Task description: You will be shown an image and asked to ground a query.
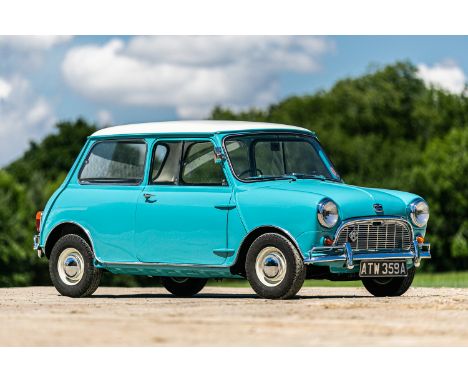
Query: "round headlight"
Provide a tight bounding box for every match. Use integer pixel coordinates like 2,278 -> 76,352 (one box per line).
410,199 -> 430,227
317,199 -> 339,228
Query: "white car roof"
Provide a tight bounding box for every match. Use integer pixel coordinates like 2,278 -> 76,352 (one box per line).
91,120 -> 311,137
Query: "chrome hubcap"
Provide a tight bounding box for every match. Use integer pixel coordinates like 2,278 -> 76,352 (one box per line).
57,248 -> 84,285
255,246 -> 287,287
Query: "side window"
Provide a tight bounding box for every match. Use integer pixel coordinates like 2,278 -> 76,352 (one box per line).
150,141 -> 182,184
181,141 -> 227,186
79,140 -> 146,184
151,144 -> 169,182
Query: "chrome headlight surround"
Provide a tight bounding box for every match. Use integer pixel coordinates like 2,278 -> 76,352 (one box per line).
317,198 -> 339,228
409,199 -> 430,228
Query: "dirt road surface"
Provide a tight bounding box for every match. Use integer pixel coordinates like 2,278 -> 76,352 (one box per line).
1,286 -> 467,346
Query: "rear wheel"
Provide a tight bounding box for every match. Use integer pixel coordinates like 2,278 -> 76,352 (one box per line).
49,234 -> 102,297
362,266 -> 416,297
245,233 -> 305,299
160,277 -> 207,297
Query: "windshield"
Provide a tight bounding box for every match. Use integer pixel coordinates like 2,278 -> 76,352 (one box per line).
224,134 -> 341,182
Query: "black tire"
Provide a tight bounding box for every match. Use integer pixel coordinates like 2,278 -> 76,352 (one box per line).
49,234 -> 102,298
160,277 -> 207,297
362,266 -> 416,297
245,233 -> 305,299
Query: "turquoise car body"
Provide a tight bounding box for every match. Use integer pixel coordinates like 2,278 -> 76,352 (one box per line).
35,121 -> 430,279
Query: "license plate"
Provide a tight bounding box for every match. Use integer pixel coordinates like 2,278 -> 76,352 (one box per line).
359,260 -> 407,277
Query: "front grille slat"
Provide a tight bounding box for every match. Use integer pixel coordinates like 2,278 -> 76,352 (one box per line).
334,219 -> 412,252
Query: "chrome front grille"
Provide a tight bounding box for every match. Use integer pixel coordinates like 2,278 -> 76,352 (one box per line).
334,219 -> 412,252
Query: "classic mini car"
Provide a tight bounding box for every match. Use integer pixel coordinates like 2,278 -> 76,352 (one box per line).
33,121 -> 431,299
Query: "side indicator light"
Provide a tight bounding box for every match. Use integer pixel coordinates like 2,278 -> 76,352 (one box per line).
416,236 -> 424,244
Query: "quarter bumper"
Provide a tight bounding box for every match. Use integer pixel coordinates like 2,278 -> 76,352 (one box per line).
33,234 -> 44,258
305,240 -> 431,269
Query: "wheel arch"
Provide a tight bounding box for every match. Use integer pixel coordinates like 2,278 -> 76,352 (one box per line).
44,222 -> 94,259
230,225 -> 302,276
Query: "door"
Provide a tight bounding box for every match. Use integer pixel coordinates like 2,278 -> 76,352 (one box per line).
135,139 -> 233,265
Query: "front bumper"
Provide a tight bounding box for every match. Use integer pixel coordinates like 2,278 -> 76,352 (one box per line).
305,240 -> 431,269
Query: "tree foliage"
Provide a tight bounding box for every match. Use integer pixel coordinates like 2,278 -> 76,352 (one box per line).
0,170 -> 33,286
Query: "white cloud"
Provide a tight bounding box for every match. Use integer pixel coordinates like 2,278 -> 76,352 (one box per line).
0,35 -> 72,51
0,76 -> 55,166
62,36 -> 333,118
97,109 -> 113,126
417,61 -> 466,93
0,77 -> 12,100
0,35 -> 73,75
0,36 -> 72,165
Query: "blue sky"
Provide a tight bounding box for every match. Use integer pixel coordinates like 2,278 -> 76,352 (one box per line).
0,35 -> 467,165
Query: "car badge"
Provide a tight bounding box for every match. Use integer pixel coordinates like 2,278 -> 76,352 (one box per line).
373,203 -> 384,214
348,229 -> 358,242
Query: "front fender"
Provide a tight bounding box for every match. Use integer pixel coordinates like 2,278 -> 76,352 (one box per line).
234,187 -> 326,256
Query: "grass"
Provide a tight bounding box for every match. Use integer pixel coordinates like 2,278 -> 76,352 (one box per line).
207,271 -> 468,288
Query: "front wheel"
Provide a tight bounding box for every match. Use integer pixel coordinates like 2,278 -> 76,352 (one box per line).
245,233 -> 305,299
160,277 -> 207,297
362,266 -> 416,297
49,234 -> 102,298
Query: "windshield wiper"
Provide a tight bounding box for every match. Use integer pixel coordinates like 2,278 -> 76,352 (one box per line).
245,173 -> 342,183
284,173 -> 342,183
245,175 -> 297,182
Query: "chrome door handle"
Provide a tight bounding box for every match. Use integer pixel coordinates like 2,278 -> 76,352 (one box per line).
143,193 -> 156,202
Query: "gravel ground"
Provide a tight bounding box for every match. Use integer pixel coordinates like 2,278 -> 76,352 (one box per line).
1,286 -> 467,346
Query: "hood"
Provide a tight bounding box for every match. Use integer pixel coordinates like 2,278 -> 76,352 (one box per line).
259,179 -> 418,220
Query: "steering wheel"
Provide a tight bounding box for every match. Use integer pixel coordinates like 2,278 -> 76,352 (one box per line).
239,168 -> 264,178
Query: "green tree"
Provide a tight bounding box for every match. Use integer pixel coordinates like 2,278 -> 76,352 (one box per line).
2,119 -> 97,286
0,170 -> 33,286
7,118 -> 97,186
406,128 -> 468,269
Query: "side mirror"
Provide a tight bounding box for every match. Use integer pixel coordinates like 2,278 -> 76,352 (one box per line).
214,147 -> 226,164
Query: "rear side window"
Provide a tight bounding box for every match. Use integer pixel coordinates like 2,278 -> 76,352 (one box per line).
79,140 -> 147,184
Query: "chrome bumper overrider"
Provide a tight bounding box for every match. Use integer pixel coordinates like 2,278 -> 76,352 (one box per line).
305,240 -> 431,269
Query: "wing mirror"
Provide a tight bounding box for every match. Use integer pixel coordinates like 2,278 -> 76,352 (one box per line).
214,147 -> 226,164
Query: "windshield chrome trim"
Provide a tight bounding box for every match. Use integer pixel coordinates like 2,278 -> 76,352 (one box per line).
221,131 -> 339,184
